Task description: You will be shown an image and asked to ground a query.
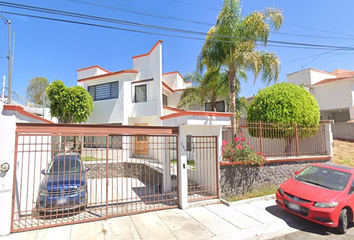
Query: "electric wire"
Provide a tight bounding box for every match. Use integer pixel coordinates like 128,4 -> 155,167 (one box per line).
2,2 -> 354,52
66,0 -> 354,41
3,9 -> 354,52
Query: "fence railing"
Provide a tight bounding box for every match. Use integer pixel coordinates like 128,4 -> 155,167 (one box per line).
222,121 -> 327,158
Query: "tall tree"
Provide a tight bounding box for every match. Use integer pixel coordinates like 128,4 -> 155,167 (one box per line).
177,68 -> 229,111
178,67 -> 248,118
199,0 -> 283,139
26,77 -> 49,105
46,80 -> 93,123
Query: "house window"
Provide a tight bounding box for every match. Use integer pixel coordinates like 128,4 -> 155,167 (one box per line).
162,94 -> 168,106
205,101 -> 225,112
135,85 -> 147,103
88,82 -> 119,101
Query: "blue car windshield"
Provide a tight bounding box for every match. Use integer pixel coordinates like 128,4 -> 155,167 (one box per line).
295,166 -> 351,191
47,157 -> 83,175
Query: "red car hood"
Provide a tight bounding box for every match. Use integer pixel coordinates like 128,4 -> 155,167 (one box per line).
281,178 -> 342,202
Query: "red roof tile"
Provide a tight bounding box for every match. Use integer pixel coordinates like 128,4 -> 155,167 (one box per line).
3,105 -> 53,124
77,65 -> 110,73
132,40 -> 163,59
161,108 -> 233,120
311,76 -> 353,86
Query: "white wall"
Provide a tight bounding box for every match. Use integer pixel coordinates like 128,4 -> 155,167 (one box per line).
77,67 -> 108,80
79,73 -> 136,125
0,105 -> 16,236
162,115 -> 231,127
168,91 -> 183,109
287,69 -> 335,86
131,42 -> 163,125
0,103 -> 50,236
310,70 -> 336,85
311,81 -> 353,110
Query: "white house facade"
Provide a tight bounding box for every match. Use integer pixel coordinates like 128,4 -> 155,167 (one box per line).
77,40 -> 233,127
287,68 -> 354,122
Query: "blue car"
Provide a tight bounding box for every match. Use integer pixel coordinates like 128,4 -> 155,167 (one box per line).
36,153 -> 89,213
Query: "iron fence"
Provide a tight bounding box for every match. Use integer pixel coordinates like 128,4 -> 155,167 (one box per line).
12,124 -> 179,232
222,121 -> 327,158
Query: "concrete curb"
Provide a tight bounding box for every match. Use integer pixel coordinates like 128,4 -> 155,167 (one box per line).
220,194 -> 276,207
187,199 -> 221,208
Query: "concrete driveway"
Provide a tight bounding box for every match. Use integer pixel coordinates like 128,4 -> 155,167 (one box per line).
1,195 -> 348,240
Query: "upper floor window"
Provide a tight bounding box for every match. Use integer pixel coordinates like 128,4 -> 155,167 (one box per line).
162,94 -> 168,106
205,101 -> 225,112
88,82 -> 119,101
135,84 -> 147,102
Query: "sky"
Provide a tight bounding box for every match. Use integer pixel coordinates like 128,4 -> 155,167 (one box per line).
1,0 -> 354,101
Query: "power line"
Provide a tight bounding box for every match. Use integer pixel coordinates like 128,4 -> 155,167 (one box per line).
2,2 -> 354,52
164,0 -> 220,12
76,0 -> 354,42
1,10 -> 353,52
64,0 -> 214,26
285,23 -> 354,38
70,0 -> 354,41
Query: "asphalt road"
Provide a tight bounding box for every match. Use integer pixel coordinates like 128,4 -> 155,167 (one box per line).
273,223 -> 354,240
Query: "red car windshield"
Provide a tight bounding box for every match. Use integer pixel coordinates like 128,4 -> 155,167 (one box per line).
295,166 -> 351,191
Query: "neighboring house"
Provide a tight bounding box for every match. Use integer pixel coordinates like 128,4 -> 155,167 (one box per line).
77,40 -> 233,127
287,68 -> 354,123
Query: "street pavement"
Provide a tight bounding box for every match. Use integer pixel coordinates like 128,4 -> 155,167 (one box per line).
273,223 -> 354,240
0,195 -> 352,240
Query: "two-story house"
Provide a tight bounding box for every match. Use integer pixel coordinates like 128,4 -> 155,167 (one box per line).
287,68 -> 354,123
77,40 -> 233,128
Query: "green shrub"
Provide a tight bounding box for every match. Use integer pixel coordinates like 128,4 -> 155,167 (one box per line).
247,83 -> 320,139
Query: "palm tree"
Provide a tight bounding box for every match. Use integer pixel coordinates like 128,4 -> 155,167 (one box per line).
178,67 -> 248,118
199,0 -> 283,139
177,68 -> 229,111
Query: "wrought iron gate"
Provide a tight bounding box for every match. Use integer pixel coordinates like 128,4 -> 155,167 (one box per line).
11,123 -> 178,232
186,136 -> 218,202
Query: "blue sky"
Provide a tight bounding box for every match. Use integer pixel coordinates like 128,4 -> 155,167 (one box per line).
1,0 -> 354,100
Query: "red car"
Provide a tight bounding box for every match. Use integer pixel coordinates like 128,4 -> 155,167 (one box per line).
276,163 -> 354,233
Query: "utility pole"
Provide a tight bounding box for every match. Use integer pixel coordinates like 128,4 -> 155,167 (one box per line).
7,19 -> 11,104
0,15 -> 12,104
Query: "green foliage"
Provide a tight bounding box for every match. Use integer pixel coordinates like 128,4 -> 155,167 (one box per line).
46,80 -> 93,123
222,135 -> 267,166
247,83 -> 320,138
198,0 -> 283,138
177,68 -> 229,110
26,77 -> 49,105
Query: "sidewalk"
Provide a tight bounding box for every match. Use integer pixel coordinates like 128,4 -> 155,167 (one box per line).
0,196 -> 311,240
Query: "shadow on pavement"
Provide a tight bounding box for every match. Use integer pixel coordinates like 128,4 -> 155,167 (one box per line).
265,205 -> 354,236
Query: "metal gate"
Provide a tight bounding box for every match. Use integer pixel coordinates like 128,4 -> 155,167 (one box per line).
11,123 -> 179,232
186,136 -> 218,202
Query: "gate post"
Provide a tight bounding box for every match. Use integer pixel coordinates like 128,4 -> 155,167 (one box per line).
178,126 -> 188,209
0,115 -> 16,236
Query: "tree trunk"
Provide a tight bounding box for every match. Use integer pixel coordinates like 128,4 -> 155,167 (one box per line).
228,69 -> 237,142
285,138 -> 292,156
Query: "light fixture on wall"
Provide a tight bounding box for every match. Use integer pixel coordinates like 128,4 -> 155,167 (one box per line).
0,162 -> 10,173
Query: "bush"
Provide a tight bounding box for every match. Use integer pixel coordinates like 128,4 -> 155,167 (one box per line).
222,134 -> 267,166
247,83 -> 320,139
